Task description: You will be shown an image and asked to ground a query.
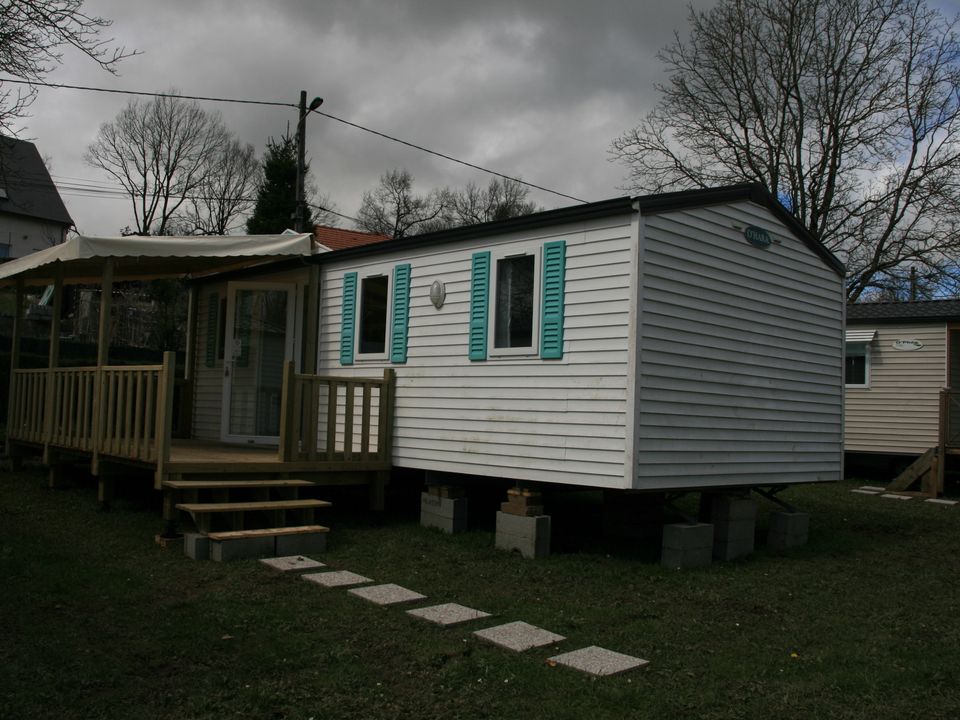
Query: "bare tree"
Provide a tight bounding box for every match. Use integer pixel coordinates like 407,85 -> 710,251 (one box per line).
610,0 -> 960,301
356,168 -> 449,239
177,138 -> 260,235
85,93 -> 231,235
447,178 -> 540,225
0,0 -> 137,134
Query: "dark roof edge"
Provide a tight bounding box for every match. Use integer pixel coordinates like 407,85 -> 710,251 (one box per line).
637,183 -> 845,278
846,314 -> 957,326
309,196 -> 636,263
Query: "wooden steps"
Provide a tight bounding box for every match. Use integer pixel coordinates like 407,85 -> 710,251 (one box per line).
176,499 -> 331,514
887,447 -> 942,496
207,525 -> 329,541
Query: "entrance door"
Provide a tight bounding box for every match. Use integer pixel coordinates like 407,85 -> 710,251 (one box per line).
221,282 -> 297,443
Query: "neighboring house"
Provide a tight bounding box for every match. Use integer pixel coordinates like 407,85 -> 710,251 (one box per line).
0,137 -> 74,257
3,184 -> 845,522
845,300 -> 960,458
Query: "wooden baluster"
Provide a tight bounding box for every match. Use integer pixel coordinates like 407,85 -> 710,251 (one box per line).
361,383 -> 372,460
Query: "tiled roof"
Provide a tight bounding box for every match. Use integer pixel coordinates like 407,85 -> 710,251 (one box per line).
313,225 -> 390,251
847,299 -> 960,323
0,136 -> 73,226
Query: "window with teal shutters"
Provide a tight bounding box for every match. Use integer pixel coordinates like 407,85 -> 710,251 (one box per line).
340,272 -> 357,365
540,240 -> 566,359
205,293 -> 218,367
469,252 -> 490,360
390,264 -> 412,363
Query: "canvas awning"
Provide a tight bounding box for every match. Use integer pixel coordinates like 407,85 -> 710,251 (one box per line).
0,233 -> 318,286
845,328 -> 877,343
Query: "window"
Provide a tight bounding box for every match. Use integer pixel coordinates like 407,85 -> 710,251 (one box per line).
340,265 -> 412,366
845,343 -> 869,387
358,274 -> 389,355
494,255 -> 535,349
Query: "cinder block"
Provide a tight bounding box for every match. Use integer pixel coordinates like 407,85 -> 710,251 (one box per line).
210,535 -> 275,562
711,497 -> 757,560
421,493 -> 468,533
275,532 -> 327,556
767,511 -> 810,551
662,522 -> 714,551
711,495 -> 758,522
183,532 -> 209,560
714,519 -> 756,543
495,512 -> 550,559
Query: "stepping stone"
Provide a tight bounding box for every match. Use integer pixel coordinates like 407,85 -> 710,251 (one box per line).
348,583 -> 426,606
851,489 -> 881,495
860,486 -> 886,492
881,493 -> 912,501
925,498 -> 958,506
260,555 -> 325,572
473,621 -> 565,652
302,570 -> 372,587
407,603 -> 491,627
547,646 -> 649,677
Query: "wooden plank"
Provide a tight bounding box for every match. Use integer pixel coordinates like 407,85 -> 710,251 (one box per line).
325,380 -> 337,461
887,447 -> 936,492
175,499 -> 332,513
154,351 -> 176,489
361,383 -> 372,460
145,371 -> 156,462
305,376 -> 319,461
123,371 -> 134,457
208,525 -> 329,541
344,381 -> 355,460
278,361 -> 296,462
163,479 -> 316,490
381,369 -> 395,462
5,279 -> 23,455
133,370 -> 144,460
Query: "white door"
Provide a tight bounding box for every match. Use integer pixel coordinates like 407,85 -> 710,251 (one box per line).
220,282 -> 297,444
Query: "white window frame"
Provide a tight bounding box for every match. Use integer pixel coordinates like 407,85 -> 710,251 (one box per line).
489,245 -> 541,358
355,266 -> 393,362
844,342 -> 871,389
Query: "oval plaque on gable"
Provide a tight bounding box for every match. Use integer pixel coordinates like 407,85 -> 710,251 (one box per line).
744,225 -> 772,248
892,339 -> 923,351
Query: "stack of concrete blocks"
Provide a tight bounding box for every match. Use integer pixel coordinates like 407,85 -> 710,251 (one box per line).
767,511 -> 810,551
661,523 -> 714,569
711,495 -> 757,561
184,529 -> 327,561
495,488 -> 550,559
420,485 -> 469,534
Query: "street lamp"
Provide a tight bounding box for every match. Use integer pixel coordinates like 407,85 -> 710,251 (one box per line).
295,91 -> 323,233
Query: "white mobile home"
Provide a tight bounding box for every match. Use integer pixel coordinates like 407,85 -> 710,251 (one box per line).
290,183 -> 844,492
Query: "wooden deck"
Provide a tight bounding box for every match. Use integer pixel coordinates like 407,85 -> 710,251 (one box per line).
6,356 -> 395,487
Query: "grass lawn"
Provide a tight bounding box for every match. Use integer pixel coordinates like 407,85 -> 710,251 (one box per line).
3,467 -> 960,720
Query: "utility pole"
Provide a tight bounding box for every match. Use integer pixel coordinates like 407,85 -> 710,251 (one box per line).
295,91 -> 323,233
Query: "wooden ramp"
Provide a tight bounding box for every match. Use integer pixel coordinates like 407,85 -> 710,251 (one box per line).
886,447 -> 943,497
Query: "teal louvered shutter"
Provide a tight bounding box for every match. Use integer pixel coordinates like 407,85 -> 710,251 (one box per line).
390,264 -> 412,363
540,240 -> 566,359
340,272 -> 358,365
205,293 -> 218,367
469,252 -> 490,360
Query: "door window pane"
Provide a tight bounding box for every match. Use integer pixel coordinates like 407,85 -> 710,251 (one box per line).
494,255 -> 534,348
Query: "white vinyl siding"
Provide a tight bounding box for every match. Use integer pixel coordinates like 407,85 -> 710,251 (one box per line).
844,323 -> 945,454
633,201 -> 844,488
318,216 -> 636,488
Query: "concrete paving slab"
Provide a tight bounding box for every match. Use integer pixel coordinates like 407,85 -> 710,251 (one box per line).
473,621 -> 566,652
851,489 -> 881,495
881,493 -> 912,500
406,603 -> 491,627
348,583 -> 426,605
547,646 -> 649,677
302,570 -> 372,587
860,486 -> 886,492
260,555 -> 326,572
925,498 -> 959,506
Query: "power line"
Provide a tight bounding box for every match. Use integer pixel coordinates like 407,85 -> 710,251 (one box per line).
1,77 -> 589,204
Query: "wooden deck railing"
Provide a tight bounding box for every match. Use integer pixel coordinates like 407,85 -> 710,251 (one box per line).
7,352 -> 176,466
278,363 -> 395,465
941,389 -> 960,450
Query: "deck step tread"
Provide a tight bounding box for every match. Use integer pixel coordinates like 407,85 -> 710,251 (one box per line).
207,525 -> 330,541
163,479 -> 316,490
176,499 -> 332,513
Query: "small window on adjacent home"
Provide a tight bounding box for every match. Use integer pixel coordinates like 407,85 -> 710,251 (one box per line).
494,254 -> 536,350
845,343 -> 869,387
358,274 -> 389,355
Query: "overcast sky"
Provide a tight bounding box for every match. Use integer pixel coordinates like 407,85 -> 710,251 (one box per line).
18,0 -> 960,236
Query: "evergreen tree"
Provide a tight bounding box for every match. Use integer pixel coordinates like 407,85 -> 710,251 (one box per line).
245,132 -> 313,234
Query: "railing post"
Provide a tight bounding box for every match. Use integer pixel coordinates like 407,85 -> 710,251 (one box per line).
938,389 -> 948,496
42,267 -> 64,465
153,351 -> 176,490
379,368 -> 396,463
5,279 -> 23,459
278,360 -> 297,462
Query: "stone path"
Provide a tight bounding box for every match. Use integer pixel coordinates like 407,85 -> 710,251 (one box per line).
265,556 -> 648,676
852,486 -> 959,506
